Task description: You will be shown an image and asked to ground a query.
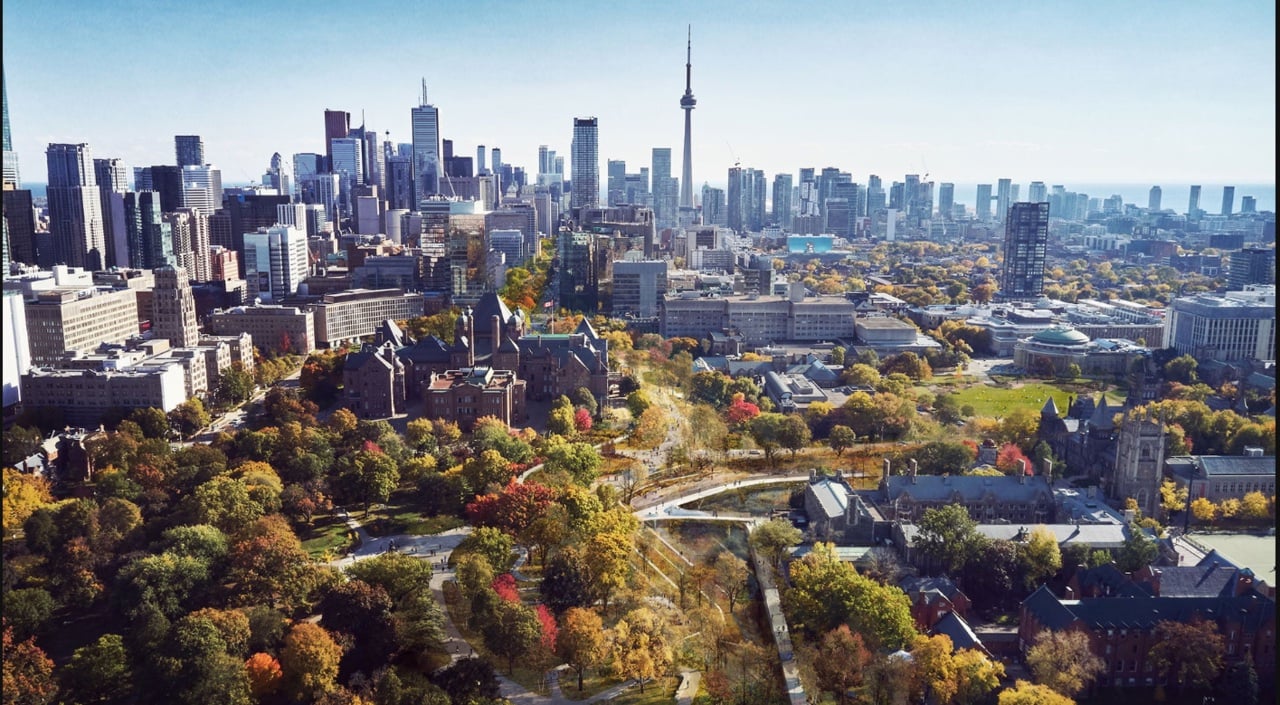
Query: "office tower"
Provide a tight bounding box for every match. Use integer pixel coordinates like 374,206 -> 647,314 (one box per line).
1188,185 -> 1201,217
243,224 -> 308,302
358,127 -> 382,191
1221,186 -> 1234,216
181,165 -> 222,215
889,182 -> 904,210
2,189 -> 36,264
976,184 -> 993,220
1148,185 -> 1162,211
324,109 -> 350,167
147,165 -> 184,211
1028,181 -> 1047,204
180,207 -> 211,281
125,190 -> 173,269
726,166 -> 745,232
46,143 -> 107,270
2,69 -> 19,188
263,152 -> 292,198
1227,248 -> 1276,290
93,157 -> 130,268
652,148 -> 676,228
1241,196 -> 1256,213
175,135 -> 205,167
995,178 -> 1013,221
937,183 -> 955,220
772,173 -> 793,229
163,211 -> 195,275
571,117 -> 599,210
613,260 -> 668,317
702,184 -> 725,226
411,82 -> 441,204
330,137 -> 364,216
607,160 -> 626,206
384,155 -> 414,210
748,169 -> 766,231
491,148 -> 502,177
999,202 -> 1050,300
152,265 -> 199,347
679,26 -> 696,211
476,145 -> 486,175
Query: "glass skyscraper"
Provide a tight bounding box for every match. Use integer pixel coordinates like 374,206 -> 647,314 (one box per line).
411,84 -> 440,205
571,117 -> 599,210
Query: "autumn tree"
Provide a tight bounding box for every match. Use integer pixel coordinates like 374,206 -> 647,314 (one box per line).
611,607 -> 675,693
483,600 -> 543,674
169,398 -> 211,438
557,608 -> 607,692
712,551 -> 750,613
244,652 -> 283,699
1190,497 -> 1217,523
1019,526 -> 1063,589
995,443 -> 1033,475
2,467 -> 53,539
911,634 -> 958,704
1025,629 -> 1105,697
814,625 -> 872,705
749,518 -> 802,569
280,623 -> 343,701
632,406 -> 669,450
785,542 -> 916,650
998,680 -> 1076,705
1147,618 -> 1225,695
2,626 -> 56,705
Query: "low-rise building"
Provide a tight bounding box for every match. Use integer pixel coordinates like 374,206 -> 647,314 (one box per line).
1012,326 -> 1150,377
342,343 -> 407,419
312,288 -> 425,348
22,364 -> 187,426
878,459 -> 1056,523
424,366 -> 526,431
208,304 -> 315,355
1163,450 -> 1276,503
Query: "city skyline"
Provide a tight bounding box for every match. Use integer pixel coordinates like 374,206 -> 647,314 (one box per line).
2,0 -> 1275,192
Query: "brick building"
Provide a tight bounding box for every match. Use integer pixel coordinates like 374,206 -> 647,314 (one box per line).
425,367 -> 525,431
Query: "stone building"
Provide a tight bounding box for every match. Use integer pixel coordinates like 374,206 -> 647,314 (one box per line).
1108,411 -> 1166,519
424,367 -> 525,431
878,458 -> 1056,523
342,342 -> 407,419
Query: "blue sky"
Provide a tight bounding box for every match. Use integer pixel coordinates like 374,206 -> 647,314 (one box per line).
3,0 -> 1275,189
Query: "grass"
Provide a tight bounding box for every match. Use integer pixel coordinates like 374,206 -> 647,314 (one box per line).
300,513 -> 358,560
362,493 -> 464,537
941,381 -> 1126,418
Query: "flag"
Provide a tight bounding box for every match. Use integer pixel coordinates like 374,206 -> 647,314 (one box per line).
543,300 -> 553,309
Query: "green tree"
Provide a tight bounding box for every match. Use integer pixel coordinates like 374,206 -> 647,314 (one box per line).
570,386 -> 598,416
60,633 -> 131,704
1164,354 -> 1199,384
540,547 -> 594,614
625,389 -> 652,419
216,363 -> 256,404
914,440 -> 979,475
181,476 -> 263,535
455,527 -> 514,573
747,413 -> 788,463
128,407 -> 171,439
2,426 -> 44,467
828,425 -> 857,457
169,398 -> 211,438
1147,618 -> 1224,695
750,518 -> 802,569
1115,525 -> 1158,572
542,441 -> 602,486
460,449 -> 513,496
786,543 -> 916,650
483,600 -> 543,674
2,589 -> 56,642
547,404 -> 576,437
915,504 -> 983,574
778,413 -> 812,458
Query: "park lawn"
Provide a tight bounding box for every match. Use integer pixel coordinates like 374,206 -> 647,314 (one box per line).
942,381 -> 1128,418
363,492 -> 464,537
559,670 -> 622,701
608,677 -> 679,704
300,513 -> 357,560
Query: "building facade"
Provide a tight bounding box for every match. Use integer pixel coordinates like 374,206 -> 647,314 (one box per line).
1164,285 -> 1276,362
999,202 -> 1049,300
312,289 -> 425,348
23,285 -> 140,365
207,304 -> 315,355
570,117 -> 599,211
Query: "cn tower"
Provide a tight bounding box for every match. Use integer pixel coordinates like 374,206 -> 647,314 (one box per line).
679,26 -> 695,210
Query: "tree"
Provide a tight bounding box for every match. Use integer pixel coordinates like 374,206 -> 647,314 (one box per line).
724,394 -> 761,427
557,608 -> 607,692
434,657 -> 500,704
2,589 -> 56,642
337,449 -> 400,513
2,627 -> 56,705
182,476 -> 263,535
611,607 -> 675,693
547,404 -> 576,437
814,625 -> 872,705
829,425 -> 857,457
916,504 -> 983,574
997,680 -> 1076,705
712,551 -> 749,613
483,600 -> 543,674
996,443 -> 1033,475
169,398 -> 211,438
778,413 -> 812,458
1159,479 -> 1188,518
786,543 -> 916,650
747,413 -> 788,462
584,529 -> 633,614
911,634 -> 958,704
455,527 -> 514,573
540,547 -> 594,614
880,351 -> 932,381
571,386 -> 598,416
460,449 -> 515,496
914,440 -> 979,475
1000,408 -> 1041,451
749,518 -> 802,569
690,371 -> 731,407
2,425 -> 43,468
632,406 -> 668,450
1025,629 -> 1105,697
320,579 -> 397,674
1115,525 -> 1158,572
1241,491 -> 1270,521
244,652 -> 283,699
626,389 -> 652,419
60,633 -> 130,704
1019,526 -> 1062,590
1164,354 -> 1199,384
226,516 -> 324,612
280,623 -> 343,701
952,648 -> 1004,705
1190,497 -> 1217,523
2,467 -> 53,539
1214,659 -> 1258,705
1147,618 -> 1224,694
344,551 -> 434,602
542,442 -> 602,486
128,406 -> 171,439
574,408 -> 594,433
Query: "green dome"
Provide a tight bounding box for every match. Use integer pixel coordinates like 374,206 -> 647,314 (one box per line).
1031,327 -> 1091,346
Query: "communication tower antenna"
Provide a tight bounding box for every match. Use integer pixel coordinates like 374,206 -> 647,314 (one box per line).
726,140 -> 740,167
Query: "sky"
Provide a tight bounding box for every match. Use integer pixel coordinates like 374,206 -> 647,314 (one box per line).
3,0 -> 1276,193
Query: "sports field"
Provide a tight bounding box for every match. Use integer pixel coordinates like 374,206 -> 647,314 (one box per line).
941,382 -> 1126,418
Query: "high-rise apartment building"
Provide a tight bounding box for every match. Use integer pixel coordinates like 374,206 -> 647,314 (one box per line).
1188,185 -> 1201,217
727,166 -> 745,232
179,207 -> 211,281
1241,196 -> 1256,214
384,155 -> 414,211
607,160 -> 626,206
1220,186 -> 1234,216
1028,181 -> 1047,204
162,211 -> 195,276
701,185 -> 725,226
125,190 -> 173,269
999,202 -> 1050,300
937,183 -> 954,220
93,157 -> 130,268
152,265 -> 200,347
411,84 -> 440,204
571,118 -> 599,211
243,224 -> 308,302
772,173 -> 793,229
263,152 -> 292,198
996,178 -> 1013,222
476,145 -> 486,175
1148,185 -> 1162,211
652,148 -> 676,228
174,135 -> 204,168
976,184 -> 993,220
181,165 -> 222,215
46,143 -> 107,270
1227,248 -> 1276,290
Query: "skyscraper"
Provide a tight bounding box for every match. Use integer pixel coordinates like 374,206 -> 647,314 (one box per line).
772,173 -> 793,229
1220,186 -> 1234,216
175,135 -> 204,168
1241,196 -> 1257,214
46,143 -> 106,270
652,148 -> 675,227
1226,248 -> 1276,290
571,117 -> 599,210
330,137 -> 364,215
996,178 -> 1013,222
411,82 -> 440,204
726,166 -> 745,232
1028,181 -> 1047,204
1148,185 -> 1162,211
607,160 -> 626,206
94,157 -> 130,268
125,190 -> 173,269
1188,185 -> 1201,217
476,145 -> 486,176
2,69 -> 19,188
999,202 -> 1050,300
324,109 -> 350,168
180,165 -> 222,215
679,26 -> 696,211
243,224 -> 308,302
976,184 -> 993,220
938,183 -> 955,220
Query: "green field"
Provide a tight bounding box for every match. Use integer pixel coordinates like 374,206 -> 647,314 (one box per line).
941,382 -> 1126,419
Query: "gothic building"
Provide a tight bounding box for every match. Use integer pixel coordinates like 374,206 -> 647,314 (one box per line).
1037,394 -> 1120,482
1109,411 -> 1166,519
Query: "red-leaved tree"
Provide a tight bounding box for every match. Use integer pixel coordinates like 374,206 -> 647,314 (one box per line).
725,393 -> 761,426
995,443 -> 1033,475
492,573 -> 520,603
574,408 -> 593,433
536,604 -> 558,651
466,480 -> 557,537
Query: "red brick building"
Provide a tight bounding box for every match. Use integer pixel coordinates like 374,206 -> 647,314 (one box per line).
424,367 -> 526,431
